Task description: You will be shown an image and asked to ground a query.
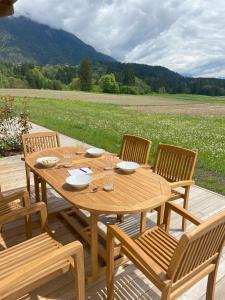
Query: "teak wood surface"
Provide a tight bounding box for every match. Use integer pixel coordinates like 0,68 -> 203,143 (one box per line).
25,146 -> 171,281
107,202 -> 225,300
152,144 -> 197,231
0,201 -> 85,300
22,131 -> 60,201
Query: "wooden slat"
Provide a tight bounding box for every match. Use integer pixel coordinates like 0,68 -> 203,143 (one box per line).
119,134 -> 151,165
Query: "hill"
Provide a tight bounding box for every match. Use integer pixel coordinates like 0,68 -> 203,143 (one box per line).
0,16 -> 115,64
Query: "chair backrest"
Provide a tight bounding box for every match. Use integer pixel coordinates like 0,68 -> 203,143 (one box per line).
168,211 -> 225,283
22,131 -> 60,157
119,134 -> 151,165
152,144 -> 197,182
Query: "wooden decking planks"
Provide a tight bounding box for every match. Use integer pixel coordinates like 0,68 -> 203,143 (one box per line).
0,124 -> 225,299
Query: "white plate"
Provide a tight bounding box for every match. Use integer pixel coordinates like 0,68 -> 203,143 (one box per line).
86,147 -> 105,157
66,174 -> 92,189
36,156 -> 59,168
116,161 -> 140,174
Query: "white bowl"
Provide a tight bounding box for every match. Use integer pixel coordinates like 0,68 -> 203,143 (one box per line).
36,156 -> 59,168
116,161 -> 140,174
66,174 -> 92,189
86,147 -> 105,157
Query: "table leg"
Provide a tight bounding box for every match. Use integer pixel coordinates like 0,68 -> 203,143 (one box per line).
140,211 -> 147,233
90,213 -> 98,279
34,173 -> 40,202
41,178 -> 47,205
157,204 -> 165,225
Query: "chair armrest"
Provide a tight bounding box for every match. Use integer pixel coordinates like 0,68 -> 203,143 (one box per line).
169,180 -> 195,189
108,225 -> 169,283
0,202 -> 47,229
164,202 -> 202,227
0,189 -> 29,206
0,241 -> 84,297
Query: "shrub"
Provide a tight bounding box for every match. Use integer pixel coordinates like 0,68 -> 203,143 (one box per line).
68,78 -> 80,90
120,85 -> 139,95
99,74 -> 120,93
0,97 -> 31,156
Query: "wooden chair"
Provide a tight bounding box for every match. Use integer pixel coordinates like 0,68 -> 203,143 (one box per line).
0,186 -> 31,238
0,200 -> 85,300
107,202 -> 225,300
119,134 -> 151,165
152,144 -> 197,230
118,134 -> 152,222
22,131 -> 60,202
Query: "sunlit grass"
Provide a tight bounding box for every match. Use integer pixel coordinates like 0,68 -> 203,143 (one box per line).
16,97 -> 225,195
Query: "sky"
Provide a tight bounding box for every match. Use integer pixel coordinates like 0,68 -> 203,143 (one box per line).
14,0 -> 225,78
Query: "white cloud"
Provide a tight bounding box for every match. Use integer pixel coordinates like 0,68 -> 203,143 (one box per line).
14,0 -> 225,77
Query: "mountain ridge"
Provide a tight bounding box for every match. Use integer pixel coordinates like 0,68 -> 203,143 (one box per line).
0,16 -> 116,64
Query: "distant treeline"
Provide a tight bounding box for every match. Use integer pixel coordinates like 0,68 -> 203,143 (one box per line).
1,60 -> 225,96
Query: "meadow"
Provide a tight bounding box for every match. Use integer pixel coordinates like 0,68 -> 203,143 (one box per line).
15,96 -> 225,195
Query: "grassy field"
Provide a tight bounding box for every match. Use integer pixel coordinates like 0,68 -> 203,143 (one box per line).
152,93 -> 225,104
15,96 -> 225,195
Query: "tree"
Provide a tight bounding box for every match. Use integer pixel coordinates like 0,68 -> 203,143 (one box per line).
123,64 -> 135,86
99,74 -> 119,93
68,78 -> 80,90
78,59 -> 92,91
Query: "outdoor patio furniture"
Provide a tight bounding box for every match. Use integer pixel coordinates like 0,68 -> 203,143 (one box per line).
107,201 -> 225,300
119,134 -> 151,165
152,144 -> 197,231
0,186 -> 31,238
24,146 -> 171,282
0,200 -> 85,300
22,131 -> 60,201
118,134 -> 152,222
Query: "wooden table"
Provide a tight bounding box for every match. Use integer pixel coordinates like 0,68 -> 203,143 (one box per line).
25,147 -> 171,282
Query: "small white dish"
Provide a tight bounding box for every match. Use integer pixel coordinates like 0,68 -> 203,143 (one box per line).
36,156 -> 59,168
66,174 -> 92,189
86,147 -> 105,157
116,161 -> 140,174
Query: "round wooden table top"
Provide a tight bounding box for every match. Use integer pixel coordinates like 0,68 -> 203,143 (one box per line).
25,147 -> 171,214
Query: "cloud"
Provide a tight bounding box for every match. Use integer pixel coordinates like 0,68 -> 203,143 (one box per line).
14,0 -> 225,77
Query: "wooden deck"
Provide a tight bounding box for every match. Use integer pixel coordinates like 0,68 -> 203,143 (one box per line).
0,124 -> 225,299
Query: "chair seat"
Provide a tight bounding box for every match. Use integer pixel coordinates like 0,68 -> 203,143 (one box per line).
0,201 -> 22,217
134,226 -> 178,271
0,233 -> 70,283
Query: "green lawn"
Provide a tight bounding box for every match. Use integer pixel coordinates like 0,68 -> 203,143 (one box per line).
16,97 -> 225,195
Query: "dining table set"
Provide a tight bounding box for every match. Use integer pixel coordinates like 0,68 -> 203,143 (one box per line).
3,130 -> 222,300
25,144 -> 171,282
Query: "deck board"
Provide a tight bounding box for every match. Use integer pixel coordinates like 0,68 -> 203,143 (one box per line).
0,124 -> 225,299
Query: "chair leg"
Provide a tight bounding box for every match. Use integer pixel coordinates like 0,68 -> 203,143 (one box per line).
206,266 -> 219,300
161,287 -> 171,300
107,228 -> 115,300
34,173 -> 40,202
182,186 -> 190,231
25,167 -> 31,194
72,246 -> 85,300
24,215 -> 32,239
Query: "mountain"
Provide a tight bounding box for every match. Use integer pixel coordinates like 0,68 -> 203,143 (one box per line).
0,16 -> 116,64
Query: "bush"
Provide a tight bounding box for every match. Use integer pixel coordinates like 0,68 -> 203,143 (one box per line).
99,74 -> 120,93
0,97 -> 31,156
120,85 -> 139,95
68,78 -> 80,90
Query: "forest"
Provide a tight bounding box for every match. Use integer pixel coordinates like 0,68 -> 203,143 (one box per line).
1,60 -> 225,96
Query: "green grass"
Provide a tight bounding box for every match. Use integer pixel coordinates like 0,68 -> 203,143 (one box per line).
16,97 -> 225,195
153,93 -> 225,104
